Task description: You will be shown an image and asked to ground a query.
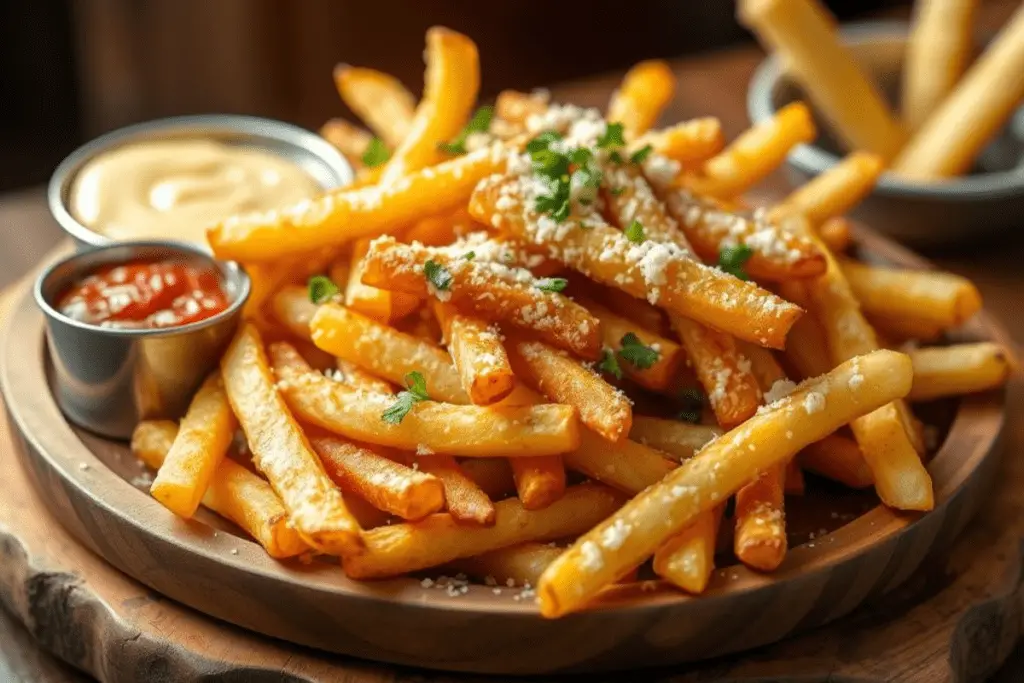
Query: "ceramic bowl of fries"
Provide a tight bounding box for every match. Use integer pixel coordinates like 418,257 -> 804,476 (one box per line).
745,2 -> 1024,248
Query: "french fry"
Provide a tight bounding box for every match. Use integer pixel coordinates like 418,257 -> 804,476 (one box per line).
818,216 -> 853,252
333,65 -> 416,147
509,455 -> 567,511
319,118 -> 374,167
346,239 -> 422,322
150,372 -> 237,518
597,286 -> 669,336
908,342 -> 1014,401
839,258 -> 982,330
411,455 -> 496,525
607,60 -> 676,139
779,283 -> 833,379
538,349 -> 914,617
867,315 -> 945,344
311,435 -> 445,521
893,5 -> 1024,178
684,102 -> 816,199
271,342 -> 579,457
208,141 -> 513,262
344,482 -> 624,579
362,237 -> 601,359
458,458 -> 516,501
734,465 -> 787,571
776,152 -> 885,226
131,421 -> 308,559
508,339 -> 632,443
334,358 -> 395,395
311,303 -> 470,403
271,285 -> 320,339
433,302 -> 515,405
632,118 -> 725,166
379,27 -> 480,185
220,324 -> 363,555
738,0 -> 907,160
449,542 -> 564,588
798,433 -> 873,489
628,416 -> 721,461
562,429 -> 677,495
784,459 -> 806,494
652,506 -> 723,594
469,174 -> 803,348
404,208 -> 477,246
495,89 -> 550,126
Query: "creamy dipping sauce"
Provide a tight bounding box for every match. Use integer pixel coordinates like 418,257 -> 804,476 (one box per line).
69,139 -> 321,245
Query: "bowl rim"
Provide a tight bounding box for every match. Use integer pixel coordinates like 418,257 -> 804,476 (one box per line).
47,113 -> 355,249
747,19 -> 1024,200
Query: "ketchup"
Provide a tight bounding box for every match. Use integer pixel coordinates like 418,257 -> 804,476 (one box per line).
57,260 -> 229,329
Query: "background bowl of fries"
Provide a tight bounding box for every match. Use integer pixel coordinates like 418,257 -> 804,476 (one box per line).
748,21 -> 1024,248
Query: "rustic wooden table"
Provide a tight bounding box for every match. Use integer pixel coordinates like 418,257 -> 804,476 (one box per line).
1,6 -> 1023,677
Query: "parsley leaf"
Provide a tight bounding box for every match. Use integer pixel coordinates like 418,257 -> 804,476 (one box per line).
618,332 -> 659,369
718,244 -> 755,281
381,371 -> 430,424
438,106 -> 494,155
526,131 -> 563,154
308,275 -> 339,304
463,251 -> 476,261
624,219 -> 645,244
630,144 -> 653,164
424,260 -> 453,292
597,122 -> 625,149
362,137 -> 391,167
534,179 -> 571,222
608,150 -> 624,165
597,348 -> 623,380
536,277 -> 568,293
610,186 -> 626,196
677,387 -> 706,423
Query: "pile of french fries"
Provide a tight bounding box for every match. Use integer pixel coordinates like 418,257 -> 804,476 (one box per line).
740,0 -> 1024,180
134,25 -> 1015,619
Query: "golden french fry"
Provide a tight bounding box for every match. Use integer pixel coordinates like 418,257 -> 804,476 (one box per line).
777,152 -> 885,226
738,0 -> 907,159
379,27 -> 480,185
509,455 -> 567,511
562,428 -> 677,495
271,285 -> 320,339
458,458 -> 516,501
333,65 -> 416,147
653,506 -> 723,594
818,216 -> 853,252
319,118 -> 374,167
434,302 -> 515,405
311,435 -> 445,521
607,60 -> 676,139
448,542 -> 564,588
346,238 -> 421,322
633,118 -> 725,166
597,285 -> 669,336
798,433 -> 873,489
784,459 -> 806,494
734,465 -> 787,571
538,349 -> 914,617
908,342 -> 1015,401
150,372 -> 237,518
344,482 -> 623,579
495,89 -> 550,126
867,314 -> 945,344
132,421 -> 308,559
410,455 -> 496,525
893,4 -> 1024,178
779,282 -> 833,380
271,342 -> 579,457
334,358 -> 396,395
628,417 -> 721,461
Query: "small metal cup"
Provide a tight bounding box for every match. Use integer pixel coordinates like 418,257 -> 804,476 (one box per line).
34,241 -> 250,439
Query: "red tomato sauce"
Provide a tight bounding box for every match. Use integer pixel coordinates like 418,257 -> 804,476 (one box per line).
57,260 -> 229,329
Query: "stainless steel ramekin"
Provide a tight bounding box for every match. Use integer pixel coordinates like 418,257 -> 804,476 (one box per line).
48,114 -> 354,251
34,241 -> 250,439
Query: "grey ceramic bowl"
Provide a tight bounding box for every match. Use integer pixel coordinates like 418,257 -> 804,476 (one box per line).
748,21 -> 1024,248
49,114 -> 354,251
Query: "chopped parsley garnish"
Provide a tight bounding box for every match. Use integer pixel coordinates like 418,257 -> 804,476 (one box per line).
718,244 -> 754,281
438,106 -> 494,155
610,187 -> 626,196
597,348 -> 623,380
526,131 -> 563,154
526,130 -> 608,222
307,275 -> 340,304
362,137 -> 390,167
597,122 -> 625,149
630,144 -> 653,164
424,259 -> 453,292
677,387 -> 706,423
618,332 -> 659,369
535,277 -> 568,293
624,219 -> 645,244
608,150 -> 624,165
381,371 -> 430,424
463,251 -> 476,261
534,182 -> 572,222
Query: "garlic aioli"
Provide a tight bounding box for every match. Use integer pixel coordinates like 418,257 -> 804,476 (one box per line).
69,140 -> 320,245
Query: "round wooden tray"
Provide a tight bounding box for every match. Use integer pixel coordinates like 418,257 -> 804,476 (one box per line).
0,231 -> 1010,676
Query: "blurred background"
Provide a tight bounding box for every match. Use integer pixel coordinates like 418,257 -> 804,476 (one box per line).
0,0 -> 904,192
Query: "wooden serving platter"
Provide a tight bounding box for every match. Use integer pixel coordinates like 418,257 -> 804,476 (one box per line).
0,232 -> 1011,676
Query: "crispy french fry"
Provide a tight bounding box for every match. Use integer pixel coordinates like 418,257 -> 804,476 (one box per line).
818,216 -> 853,252
779,283 -> 833,380
798,434 -> 873,488
433,302 -> 515,405
346,239 -> 422,322
508,339 -> 632,443
633,118 -> 725,166
220,324 -> 363,555
509,455 -> 567,511
738,0 -> 907,159
379,27 -> 479,185
333,65 -> 416,147
334,358 -> 395,395
628,416 -> 721,461
150,372 -> 237,518
345,482 -> 623,579
734,465 -> 787,571
893,5 -> 1024,178
311,435 -> 445,521
131,421 -> 308,559
653,506 -> 723,594
271,342 -> 579,457
784,459 -> 806,494
319,118 -> 374,167
685,102 -> 817,198
458,458 -> 516,501
404,208 -> 477,246
362,237 -> 601,359
449,542 -> 564,588
538,349 -> 914,617
208,141 -> 513,262
271,285 -> 320,339
839,258 -> 982,330
495,89 -> 550,126
562,429 -> 677,495
607,60 -> 676,139
469,174 -> 803,348
311,303 -> 469,403
868,314 -> 945,344
908,342 -> 1014,401
411,455 -> 496,525
598,286 -> 669,336
777,152 -> 885,226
